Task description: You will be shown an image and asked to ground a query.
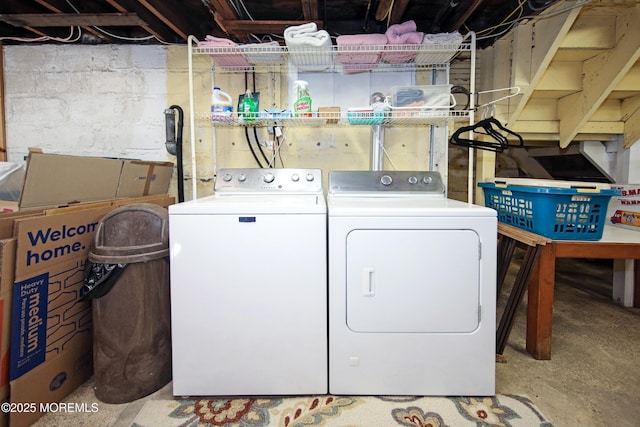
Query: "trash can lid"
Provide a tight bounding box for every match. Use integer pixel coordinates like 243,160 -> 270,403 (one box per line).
89,203 -> 169,264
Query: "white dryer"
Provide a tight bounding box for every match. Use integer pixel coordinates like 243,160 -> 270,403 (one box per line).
327,171 -> 497,396
169,168 -> 327,396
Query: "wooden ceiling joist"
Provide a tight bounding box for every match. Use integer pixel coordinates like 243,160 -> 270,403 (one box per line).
104,0 -> 168,41
301,0 -> 319,21
0,13 -> 146,27
31,0 -> 110,42
213,12 -> 323,40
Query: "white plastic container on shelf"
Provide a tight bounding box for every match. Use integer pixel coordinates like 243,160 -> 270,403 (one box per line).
211,87 -> 233,122
386,85 -> 455,117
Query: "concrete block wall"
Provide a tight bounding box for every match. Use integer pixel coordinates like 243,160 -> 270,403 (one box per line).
3,44 -> 474,202
3,44 -> 169,164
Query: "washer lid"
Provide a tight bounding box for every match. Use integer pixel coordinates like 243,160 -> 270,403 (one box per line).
169,193 -> 326,215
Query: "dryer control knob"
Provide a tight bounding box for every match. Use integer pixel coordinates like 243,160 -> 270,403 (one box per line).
263,172 -> 275,183
291,173 -> 300,182
408,176 -> 418,184
422,175 -> 433,184
306,173 -> 315,182
238,174 -> 247,182
222,173 -> 232,182
380,175 -> 393,186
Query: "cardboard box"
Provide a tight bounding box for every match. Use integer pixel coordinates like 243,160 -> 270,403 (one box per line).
0,239 -> 16,404
18,151 -> 174,211
318,107 -> 340,124
607,184 -> 640,230
0,151 -> 175,426
0,152 -> 174,425
6,194 -> 174,427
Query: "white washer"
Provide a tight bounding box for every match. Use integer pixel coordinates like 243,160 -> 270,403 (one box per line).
328,171 -> 497,396
169,168 -> 327,396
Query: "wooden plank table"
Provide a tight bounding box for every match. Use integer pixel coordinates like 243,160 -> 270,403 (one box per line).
525,225 -> 640,359
496,223 -> 550,355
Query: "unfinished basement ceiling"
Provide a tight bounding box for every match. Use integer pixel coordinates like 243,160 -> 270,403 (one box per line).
0,0 -> 555,47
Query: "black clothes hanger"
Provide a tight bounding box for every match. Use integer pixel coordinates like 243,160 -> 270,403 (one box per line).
449,117 -> 524,153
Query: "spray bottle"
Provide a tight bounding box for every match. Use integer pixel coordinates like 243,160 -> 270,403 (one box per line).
293,80 -> 312,117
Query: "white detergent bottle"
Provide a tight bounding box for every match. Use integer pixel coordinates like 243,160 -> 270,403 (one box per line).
211,87 -> 233,122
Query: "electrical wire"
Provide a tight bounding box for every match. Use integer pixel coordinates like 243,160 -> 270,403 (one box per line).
473,0 -> 527,38
64,0 -> 177,44
378,0 -> 397,29
244,126 -> 264,168
473,0 -> 592,41
382,145 -> 398,170
0,26 -> 82,43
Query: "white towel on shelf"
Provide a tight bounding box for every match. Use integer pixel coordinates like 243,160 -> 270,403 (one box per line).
284,23 -> 333,70
416,31 -> 464,64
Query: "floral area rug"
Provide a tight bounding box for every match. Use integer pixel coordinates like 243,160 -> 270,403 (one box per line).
130,394 -> 552,427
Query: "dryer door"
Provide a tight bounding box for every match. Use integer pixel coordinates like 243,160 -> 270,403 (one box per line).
346,229 -> 481,333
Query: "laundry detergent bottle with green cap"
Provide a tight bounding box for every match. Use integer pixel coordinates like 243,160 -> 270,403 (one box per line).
293,80 -> 312,117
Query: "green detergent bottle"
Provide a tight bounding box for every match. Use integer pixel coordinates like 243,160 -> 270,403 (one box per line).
239,89 -> 257,123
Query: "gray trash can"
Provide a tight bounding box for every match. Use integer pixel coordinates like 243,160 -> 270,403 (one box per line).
82,203 -> 171,404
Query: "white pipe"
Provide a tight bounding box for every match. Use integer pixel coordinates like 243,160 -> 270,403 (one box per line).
187,35 -> 198,200
468,32 -> 476,204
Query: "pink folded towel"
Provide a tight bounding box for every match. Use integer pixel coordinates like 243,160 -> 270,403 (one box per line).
336,33 -> 388,73
382,20 -> 424,63
198,35 -> 251,69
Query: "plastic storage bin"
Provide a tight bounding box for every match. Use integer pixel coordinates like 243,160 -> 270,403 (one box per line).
387,85 -> 455,117
479,180 -> 620,241
347,108 -> 385,124
83,203 -> 171,403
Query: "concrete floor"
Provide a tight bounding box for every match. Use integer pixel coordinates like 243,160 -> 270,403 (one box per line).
34,255 -> 640,426
497,255 -> 640,427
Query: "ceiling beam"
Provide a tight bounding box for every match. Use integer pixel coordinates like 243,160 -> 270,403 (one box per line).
301,0 -> 318,21
390,0 -> 411,25
133,0 -> 188,40
209,0 -> 239,37
33,0 -> 109,42
557,5 -> 640,148
215,17 -> 324,35
0,13 -> 146,27
104,0 -> 164,41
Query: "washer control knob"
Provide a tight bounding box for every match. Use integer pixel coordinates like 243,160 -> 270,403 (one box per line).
263,172 -> 275,183
408,176 -> 418,184
291,173 -> 300,182
238,174 -> 247,182
306,173 -> 315,182
422,175 -> 433,185
380,175 -> 393,186
222,173 -> 232,182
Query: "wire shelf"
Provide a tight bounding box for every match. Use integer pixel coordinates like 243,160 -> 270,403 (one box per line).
195,110 -> 470,127
193,42 -> 471,73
